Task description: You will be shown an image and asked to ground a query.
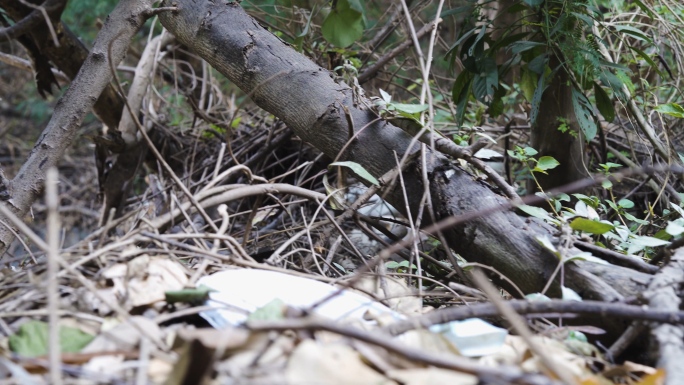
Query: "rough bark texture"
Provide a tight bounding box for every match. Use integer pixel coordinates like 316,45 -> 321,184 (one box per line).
645,248 -> 684,385
0,0 -> 124,130
530,57 -> 589,192
0,0 -> 155,253
157,0 -> 651,326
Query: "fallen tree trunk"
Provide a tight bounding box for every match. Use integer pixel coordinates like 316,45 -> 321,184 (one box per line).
157,0 -> 651,318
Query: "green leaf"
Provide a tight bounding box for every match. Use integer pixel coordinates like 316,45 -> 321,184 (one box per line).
632,0 -> 656,19
566,251 -> 609,265
599,71 -> 627,99
523,147 -> 538,156
329,161 -> 379,186
529,73 -> 546,126
322,2 -> 364,48
340,0 -> 364,13
666,220 -> 684,236
571,87 -> 597,141
593,82 -> 615,122
472,58 -> 498,101
536,235 -> 559,254
615,25 -> 651,42
518,204 -> 555,223
296,5 -> 315,38
629,235 -> 670,248
165,285 -> 215,305
9,320 -> 94,358
522,0 -> 543,7
628,46 -> 665,78
379,89 -> 392,103
386,260 -> 417,270
507,41 -> 545,55
622,212 -> 649,225
248,299 -> 286,322
618,199 -> 634,209
390,103 -> 428,114
489,88 -> 504,117
520,67 -> 537,102
654,103 -> 684,118
536,156 -> 560,171
570,218 -> 614,235
452,71 -> 473,125
615,70 -> 635,97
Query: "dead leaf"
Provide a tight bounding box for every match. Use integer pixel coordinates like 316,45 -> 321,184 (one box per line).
351,275 -> 422,315
101,256 -> 188,309
286,340 -> 397,385
386,367 -> 478,385
82,316 -> 164,353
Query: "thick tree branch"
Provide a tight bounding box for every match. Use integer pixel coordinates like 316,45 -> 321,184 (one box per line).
0,0 -> 64,42
156,0 -> 652,336
0,0 -> 157,254
0,0 -> 124,130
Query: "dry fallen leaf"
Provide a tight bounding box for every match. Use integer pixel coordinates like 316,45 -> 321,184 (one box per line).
101,256 -> 188,309
286,340 -> 397,385
82,316 -> 165,353
386,367 -> 478,385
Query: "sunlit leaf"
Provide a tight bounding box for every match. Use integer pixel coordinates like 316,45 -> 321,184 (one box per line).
9,321 -> 94,358
390,103 -> 428,114
666,220 -> 684,236
519,205 -> 555,223
536,156 -> 560,171
329,161 -> 379,186
322,0 -> 364,48
629,235 -> 670,247
570,218 -> 614,234
654,103 -> 684,118
379,89 -> 392,103
615,25 -> 651,42
248,299 -> 286,322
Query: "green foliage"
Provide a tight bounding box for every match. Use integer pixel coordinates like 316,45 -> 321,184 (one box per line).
374,89 -> 428,125
9,320 -> 94,358
385,260 -> 418,273
654,103 -> 684,118
322,0 -> 365,48
62,0 -> 119,44
165,285 -> 215,305
329,161 -> 379,186
507,146 -> 560,175
444,0 -> 669,142
569,217 -> 614,234
248,299 -> 286,321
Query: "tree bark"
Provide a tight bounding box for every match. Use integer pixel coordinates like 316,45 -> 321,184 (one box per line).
0,0 -> 155,253
0,0 -> 124,130
157,0 -> 650,332
530,57 -> 589,192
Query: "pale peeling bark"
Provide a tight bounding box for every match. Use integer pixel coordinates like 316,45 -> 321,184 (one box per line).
157,0 -> 652,333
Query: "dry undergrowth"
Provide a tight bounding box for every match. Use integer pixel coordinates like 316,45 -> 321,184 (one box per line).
0,102 -> 667,384
0,40 -> 673,383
